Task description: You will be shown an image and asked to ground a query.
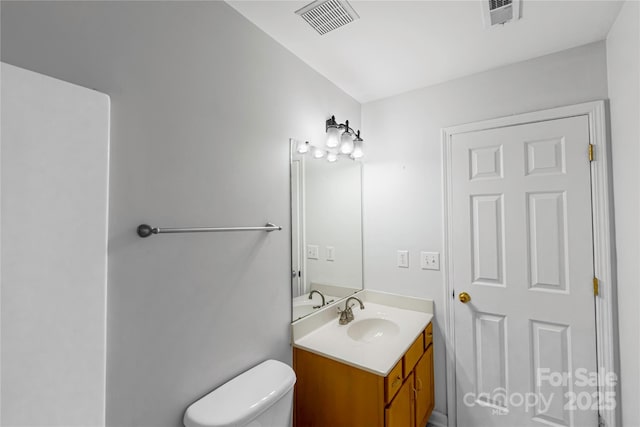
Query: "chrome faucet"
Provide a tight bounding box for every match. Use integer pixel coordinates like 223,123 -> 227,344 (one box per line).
308,290 -> 326,308
338,296 -> 365,325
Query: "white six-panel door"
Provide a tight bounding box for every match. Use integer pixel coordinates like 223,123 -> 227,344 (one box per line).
451,116 -> 598,427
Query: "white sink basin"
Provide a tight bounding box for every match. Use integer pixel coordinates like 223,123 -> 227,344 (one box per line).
347,318 -> 400,343
293,295 -> 434,375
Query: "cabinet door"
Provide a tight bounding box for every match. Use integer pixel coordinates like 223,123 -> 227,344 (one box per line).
385,372 -> 414,427
414,344 -> 434,427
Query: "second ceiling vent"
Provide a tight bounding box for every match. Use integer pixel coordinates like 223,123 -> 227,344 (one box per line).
295,0 -> 360,35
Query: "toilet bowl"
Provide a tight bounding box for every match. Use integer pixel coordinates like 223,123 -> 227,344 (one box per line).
183,359 -> 296,427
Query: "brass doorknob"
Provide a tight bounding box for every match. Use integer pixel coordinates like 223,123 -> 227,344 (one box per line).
459,292 -> 471,303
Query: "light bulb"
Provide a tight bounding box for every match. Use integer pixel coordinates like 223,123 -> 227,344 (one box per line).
326,126 -> 340,148
312,147 -> 325,159
296,140 -> 309,154
327,152 -> 337,162
351,139 -> 364,159
339,131 -> 354,154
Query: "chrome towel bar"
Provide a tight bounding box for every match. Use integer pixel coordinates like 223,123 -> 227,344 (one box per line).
136,222 -> 282,238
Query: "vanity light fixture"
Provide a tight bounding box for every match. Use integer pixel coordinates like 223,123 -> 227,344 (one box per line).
325,115 -> 364,159
294,117 -> 363,162
339,126 -> 354,154
326,121 -> 340,148
296,140 -> 310,154
312,146 -> 325,159
351,132 -> 364,159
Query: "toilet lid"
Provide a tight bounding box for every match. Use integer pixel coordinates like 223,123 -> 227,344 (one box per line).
183,359 -> 296,427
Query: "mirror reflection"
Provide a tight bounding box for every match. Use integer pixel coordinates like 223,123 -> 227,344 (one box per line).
290,139 -> 363,321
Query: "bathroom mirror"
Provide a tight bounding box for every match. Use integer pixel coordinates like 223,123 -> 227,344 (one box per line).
290,139 -> 363,321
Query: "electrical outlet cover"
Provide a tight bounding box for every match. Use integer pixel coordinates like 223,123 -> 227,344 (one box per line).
307,245 -> 319,260
420,251 -> 440,270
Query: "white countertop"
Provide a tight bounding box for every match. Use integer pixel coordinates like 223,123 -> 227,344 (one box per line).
292,291 -> 433,376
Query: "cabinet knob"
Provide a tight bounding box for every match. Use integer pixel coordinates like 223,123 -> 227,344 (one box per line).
391,375 -> 402,387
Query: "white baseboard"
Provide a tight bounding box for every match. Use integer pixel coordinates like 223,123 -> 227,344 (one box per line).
426,410 -> 448,427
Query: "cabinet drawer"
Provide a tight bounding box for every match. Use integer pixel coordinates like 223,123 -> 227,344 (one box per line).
385,359 -> 404,403
403,332 -> 424,376
425,323 -> 433,349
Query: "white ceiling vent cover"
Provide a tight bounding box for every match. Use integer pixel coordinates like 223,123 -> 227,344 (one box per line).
482,0 -> 521,28
295,0 -> 360,35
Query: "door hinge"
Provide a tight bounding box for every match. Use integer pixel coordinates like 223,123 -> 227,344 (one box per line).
593,276 -> 599,296
589,144 -> 595,162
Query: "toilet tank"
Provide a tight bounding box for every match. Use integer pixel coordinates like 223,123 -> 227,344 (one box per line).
183,360 -> 296,427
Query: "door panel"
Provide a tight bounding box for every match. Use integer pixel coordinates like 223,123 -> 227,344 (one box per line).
527,191 -> 569,292
472,312 -> 508,410
471,194 -> 505,286
530,320 -> 572,426
452,116 -> 598,427
386,372 -> 414,427
415,345 -> 435,427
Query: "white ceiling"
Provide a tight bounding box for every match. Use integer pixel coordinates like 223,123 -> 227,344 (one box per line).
227,0 -> 623,103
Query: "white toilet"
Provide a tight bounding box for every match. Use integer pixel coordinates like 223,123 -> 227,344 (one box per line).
183,359 -> 296,427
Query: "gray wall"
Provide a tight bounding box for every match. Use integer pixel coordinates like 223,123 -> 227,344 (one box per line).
361,41 -> 609,419
0,2 -> 360,426
2,63 -> 109,427
606,1 -> 640,424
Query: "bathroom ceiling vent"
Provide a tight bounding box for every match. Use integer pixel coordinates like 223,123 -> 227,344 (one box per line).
482,0 -> 521,28
295,0 -> 360,35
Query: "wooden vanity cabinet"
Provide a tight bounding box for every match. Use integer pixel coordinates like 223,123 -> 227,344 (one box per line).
293,322 -> 434,427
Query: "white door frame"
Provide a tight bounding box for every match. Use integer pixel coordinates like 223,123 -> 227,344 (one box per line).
441,101 -> 619,427
290,138 -> 307,297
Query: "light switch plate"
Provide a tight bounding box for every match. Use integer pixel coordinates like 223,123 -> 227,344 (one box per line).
326,246 -> 335,261
307,245 -> 319,260
397,250 -> 409,268
421,251 -> 440,270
